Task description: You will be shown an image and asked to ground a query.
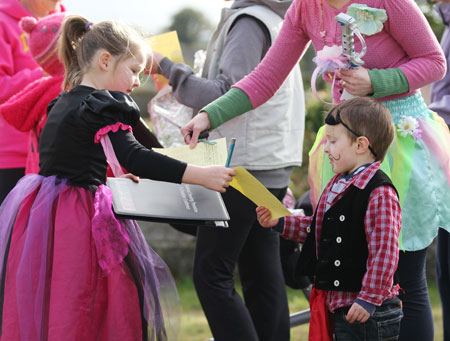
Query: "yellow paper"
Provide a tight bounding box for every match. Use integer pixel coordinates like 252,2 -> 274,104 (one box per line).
230,167 -> 291,220
146,31 -> 184,89
153,138 -> 228,166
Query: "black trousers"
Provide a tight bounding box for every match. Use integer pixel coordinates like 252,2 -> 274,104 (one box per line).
193,186 -> 290,341
436,228 -> 450,341
0,168 -> 25,205
397,248 -> 434,341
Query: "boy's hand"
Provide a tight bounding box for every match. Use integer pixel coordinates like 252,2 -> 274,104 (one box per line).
256,206 -> 279,228
346,302 -> 370,323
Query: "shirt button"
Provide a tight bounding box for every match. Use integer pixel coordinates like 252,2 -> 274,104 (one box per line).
334,260 -> 341,267
306,226 -> 311,233
339,215 -> 345,222
336,237 -> 342,243
334,280 -> 340,287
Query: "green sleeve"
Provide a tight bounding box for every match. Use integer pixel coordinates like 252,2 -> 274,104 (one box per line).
201,88 -> 253,130
367,68 -> 410,98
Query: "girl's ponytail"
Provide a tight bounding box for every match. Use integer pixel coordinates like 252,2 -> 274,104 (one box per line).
58,15 -> 90,90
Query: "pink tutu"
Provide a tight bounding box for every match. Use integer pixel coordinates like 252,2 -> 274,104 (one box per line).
0,175 -> 179,340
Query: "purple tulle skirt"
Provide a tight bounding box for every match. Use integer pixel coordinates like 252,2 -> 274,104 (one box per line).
0,175 -> 179,340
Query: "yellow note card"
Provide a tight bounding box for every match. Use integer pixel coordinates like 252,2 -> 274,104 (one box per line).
230,166 -> 291,220
153,138 -> 227,166
146,31 -> 184,90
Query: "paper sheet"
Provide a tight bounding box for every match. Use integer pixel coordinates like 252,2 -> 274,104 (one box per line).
230,166 -> 291,220
146,31 -> 184,90
153,138 -> 228,166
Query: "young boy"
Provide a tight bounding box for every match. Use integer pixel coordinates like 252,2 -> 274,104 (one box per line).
257,97 -> 403,340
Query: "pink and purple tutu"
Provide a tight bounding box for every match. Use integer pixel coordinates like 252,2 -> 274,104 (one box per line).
0,174 -> 179,340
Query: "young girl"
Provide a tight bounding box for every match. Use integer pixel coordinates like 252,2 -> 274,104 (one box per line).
181,1 -> 450,340
0,15 -> 235,341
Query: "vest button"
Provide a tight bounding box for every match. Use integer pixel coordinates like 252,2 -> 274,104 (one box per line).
336,237 -> 342,243
334,280 -> 340,287
339,215 -> 345,222
334,260 -> 341,267
307,226 -> 311,233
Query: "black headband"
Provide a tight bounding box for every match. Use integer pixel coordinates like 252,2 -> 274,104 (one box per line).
325,109 -> 377,158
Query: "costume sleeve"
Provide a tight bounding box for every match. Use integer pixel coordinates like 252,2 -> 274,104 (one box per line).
383,0 -> 446,91
158,15 -> 270,111
281,214 -> 313,244
233,0 -> 309,108
357,186 -> 402,306
0,25 -> 43,104
203,88 -> 252,129
368,68 -> 409,98
80,89 -> 141,130
109,129 -> 187,183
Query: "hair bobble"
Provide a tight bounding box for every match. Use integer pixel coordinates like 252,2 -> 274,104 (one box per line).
85,22 -> 94,31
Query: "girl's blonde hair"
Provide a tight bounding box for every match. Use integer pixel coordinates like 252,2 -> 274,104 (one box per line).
58,15 -> 147,90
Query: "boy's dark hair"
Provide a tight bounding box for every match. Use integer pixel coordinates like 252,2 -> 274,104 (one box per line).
325,97 -> 395,161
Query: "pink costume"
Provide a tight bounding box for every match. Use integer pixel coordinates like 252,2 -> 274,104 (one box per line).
0,0 -> 64,169
235,0 -> 445,106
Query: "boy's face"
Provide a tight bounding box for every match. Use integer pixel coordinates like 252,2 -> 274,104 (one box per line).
324,124 -> 359,175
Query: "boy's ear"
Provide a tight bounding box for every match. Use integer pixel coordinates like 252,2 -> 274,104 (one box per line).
355,136 -> 370,154
98,51 -> 112,72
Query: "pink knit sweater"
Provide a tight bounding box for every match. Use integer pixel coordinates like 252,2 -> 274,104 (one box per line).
235,0 -> 446,108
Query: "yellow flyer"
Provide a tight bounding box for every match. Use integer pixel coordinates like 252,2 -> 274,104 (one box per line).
146,31 -> 183,89
230,167 -> 291,220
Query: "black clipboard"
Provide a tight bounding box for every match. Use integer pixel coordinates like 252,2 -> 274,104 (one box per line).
106,177 -> 229,227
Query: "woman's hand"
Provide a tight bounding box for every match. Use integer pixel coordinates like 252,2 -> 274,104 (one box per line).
180,111 -> 211,148
144,51 -> 165,75
182,165 -> 236,192
336,67 -> 374,96
256,206 -> 279,228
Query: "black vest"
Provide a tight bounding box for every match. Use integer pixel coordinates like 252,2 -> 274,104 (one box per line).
296,170 -> 397,292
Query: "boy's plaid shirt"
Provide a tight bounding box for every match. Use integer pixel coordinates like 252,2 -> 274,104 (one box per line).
282,162 -> 401,311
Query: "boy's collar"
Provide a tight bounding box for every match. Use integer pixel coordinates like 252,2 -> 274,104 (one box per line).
340,162 -> 373,181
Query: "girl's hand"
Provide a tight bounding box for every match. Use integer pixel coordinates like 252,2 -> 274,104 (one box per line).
181,112 -> 211,148
120,173 -> 140,183
346,302 -> 370,323
336,67 -> 373,96
182,165 -> 236,192
144,51 -> 165,75
256,206 -> 279,228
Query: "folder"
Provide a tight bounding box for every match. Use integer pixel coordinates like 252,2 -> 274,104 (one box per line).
107,177 -> 229,227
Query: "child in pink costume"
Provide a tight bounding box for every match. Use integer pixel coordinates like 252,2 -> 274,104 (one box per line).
0,13 -> 65,174
0,0 -> 64,204
0,15 -> 235,341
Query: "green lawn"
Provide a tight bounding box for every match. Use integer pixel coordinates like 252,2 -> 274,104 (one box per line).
176,277 -> 444,341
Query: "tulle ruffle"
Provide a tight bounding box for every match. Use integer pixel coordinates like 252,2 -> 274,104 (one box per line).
0,174 -> 179,340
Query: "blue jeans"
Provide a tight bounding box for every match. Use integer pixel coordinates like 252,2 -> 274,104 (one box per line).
333,303 -> 403,340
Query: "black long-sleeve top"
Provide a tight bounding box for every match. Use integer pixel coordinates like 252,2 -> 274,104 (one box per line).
39,85 -> 187,188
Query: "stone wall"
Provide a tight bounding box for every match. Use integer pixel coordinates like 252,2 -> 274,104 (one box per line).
139,221 -> 196,278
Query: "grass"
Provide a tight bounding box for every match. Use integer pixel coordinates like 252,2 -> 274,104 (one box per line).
175,277 -> 444,341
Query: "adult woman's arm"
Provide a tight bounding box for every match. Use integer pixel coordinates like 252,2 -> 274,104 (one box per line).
385,0 -> 446,90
